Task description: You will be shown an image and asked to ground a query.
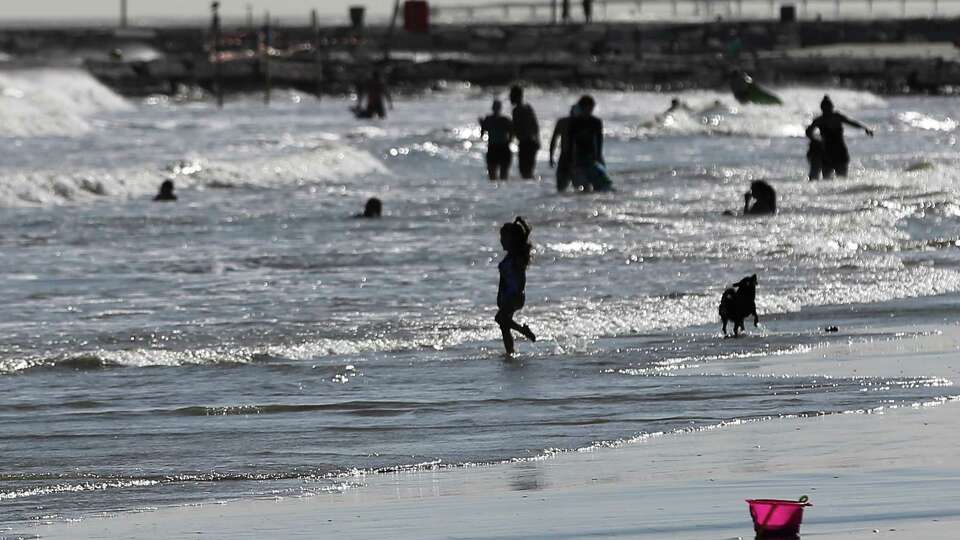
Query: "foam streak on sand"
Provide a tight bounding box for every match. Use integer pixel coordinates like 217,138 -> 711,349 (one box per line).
30,326 -> 960,540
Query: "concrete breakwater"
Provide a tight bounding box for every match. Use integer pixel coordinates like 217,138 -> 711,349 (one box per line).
2,18 -> 959,96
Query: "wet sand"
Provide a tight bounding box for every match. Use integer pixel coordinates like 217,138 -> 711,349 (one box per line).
29,323 -> 960,540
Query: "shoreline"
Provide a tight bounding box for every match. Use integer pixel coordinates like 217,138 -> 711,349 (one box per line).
25,322 -> 960,539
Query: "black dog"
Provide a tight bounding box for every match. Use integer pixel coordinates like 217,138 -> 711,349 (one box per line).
719,274 -> 759,336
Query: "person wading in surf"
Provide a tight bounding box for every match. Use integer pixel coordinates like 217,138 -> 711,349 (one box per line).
495,217 -> 536,356
805,95 -> 874,179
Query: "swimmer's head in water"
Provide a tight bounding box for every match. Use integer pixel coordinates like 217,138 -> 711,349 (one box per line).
509,85 -> 523,105
577,95 -> 596,114
492,99 -> 502,113
671,98 -> 680,107
364,197 -> 382,218
820,95 -> 834,113
154,179 -> 177,201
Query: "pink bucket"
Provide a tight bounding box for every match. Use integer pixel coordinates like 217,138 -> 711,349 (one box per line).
746,497 -> 811,536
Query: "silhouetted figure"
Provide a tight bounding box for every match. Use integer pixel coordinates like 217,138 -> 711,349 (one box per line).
549,105 -> 576,191
568,95 -> 612,191
561,0 -> 571,22
805,95 -> 873,179
743,180 -> 776,215
357,197 -> 382,218
509,86 -> 540,179
154,180 -> 177,201
355,69 -> 392,119
495,217 -> 536,356
582,0 -> 594,23
729,70 -> 782,105
724,28 -> 743,60
479,99 -> 514,180
718,274 -> 759,337
665,97 -> 691,114
655,97 -> 693,122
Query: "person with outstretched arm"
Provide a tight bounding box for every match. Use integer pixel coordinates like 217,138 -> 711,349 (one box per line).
805,95 -> 873,178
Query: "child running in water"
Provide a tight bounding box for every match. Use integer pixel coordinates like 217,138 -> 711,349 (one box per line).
495,217 -> 537,355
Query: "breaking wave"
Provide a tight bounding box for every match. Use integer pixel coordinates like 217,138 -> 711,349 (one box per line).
0,68 -> 131,137
0,143 -> 387,206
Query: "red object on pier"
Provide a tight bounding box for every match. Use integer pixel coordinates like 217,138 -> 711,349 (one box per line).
404,1 -> 429,33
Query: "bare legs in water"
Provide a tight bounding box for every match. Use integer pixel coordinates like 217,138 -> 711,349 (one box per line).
495,309 -> 536,356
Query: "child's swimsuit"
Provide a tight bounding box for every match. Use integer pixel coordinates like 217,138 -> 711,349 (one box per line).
497,254 -> 526,311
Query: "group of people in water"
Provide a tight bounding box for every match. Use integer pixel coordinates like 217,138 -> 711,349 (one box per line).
487,92 -> 876,354
479,85 -> 613,192
478,85 -> 543,181
154,85 -> 876,356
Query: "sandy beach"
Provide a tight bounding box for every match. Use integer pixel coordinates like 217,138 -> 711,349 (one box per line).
26,321 -> 960,540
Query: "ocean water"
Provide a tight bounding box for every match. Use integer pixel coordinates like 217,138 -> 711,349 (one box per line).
2,68 -> 959,527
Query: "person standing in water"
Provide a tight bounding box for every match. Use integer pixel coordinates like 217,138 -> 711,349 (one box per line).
495,217 -> 536,356
509,86 -> 540,179
356,69 -> 392,119
568,94 -> 612,191
479,99 -> 514,180
549,106 -> 576,191
805,95 -> 873,178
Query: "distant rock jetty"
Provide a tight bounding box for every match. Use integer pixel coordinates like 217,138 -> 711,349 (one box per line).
2,18 -> 959,96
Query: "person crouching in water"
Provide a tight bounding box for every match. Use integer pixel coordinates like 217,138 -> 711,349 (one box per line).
805,95 -> 873,179
568,95 -> 613,192
495,217 -> 536,356
479,99 -> 514,180
743,180 -> 776,215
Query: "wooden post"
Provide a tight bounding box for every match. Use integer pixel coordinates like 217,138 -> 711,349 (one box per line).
120,0 -> 128,28
672,0 -> 678,16
312,9 -> 323,100
383,0 -> 401,61
867,0 -> 873,16
211,1 -> 223,109
552,0 -> 558,23
262,11 -> 271,106
834,0 -> 840,18
900,0 -> 906,16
